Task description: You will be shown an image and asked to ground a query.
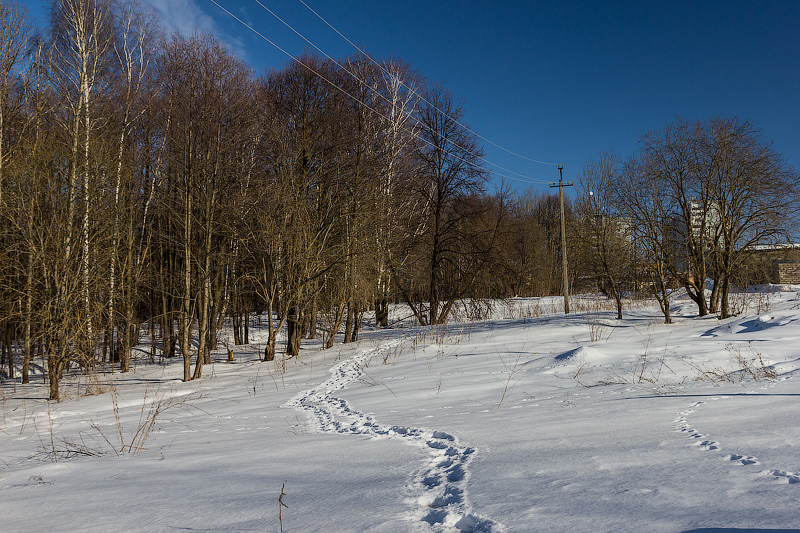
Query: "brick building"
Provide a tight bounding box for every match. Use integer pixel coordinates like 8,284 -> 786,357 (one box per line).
744,245 -> 800,284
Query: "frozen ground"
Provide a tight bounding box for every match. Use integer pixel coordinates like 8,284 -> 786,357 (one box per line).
2,290 -> 800,532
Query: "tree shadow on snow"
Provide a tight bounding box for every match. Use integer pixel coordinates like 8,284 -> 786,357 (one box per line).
683,529 -> 800,533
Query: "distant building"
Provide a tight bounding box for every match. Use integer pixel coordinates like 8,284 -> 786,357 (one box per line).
744,244 -> 800,285
665,200 -> 719,274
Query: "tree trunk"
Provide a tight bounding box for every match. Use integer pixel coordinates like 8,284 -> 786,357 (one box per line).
351,308 -> 362,342
286,307 -> 302,357
344,303 -> 353,344
194,273 -> 211,379
709,278 -> 721,314
720,276 -> 731,319
48,356 -> 60,401
23,253 -> 33,384
48,340 -> 63,402
181,159 -> 193,381
81,69 -> 93,370
4,322 -> 13,379
307,298 -> 316,339
120,306 -> 134,373
264,298 -> 277,362
324,304 -> 346,350
264,336 -> 276,362
375,298 -> 389,328
150,319 -> 157,360
614,289 -> 623,320
233,311 -> 241,345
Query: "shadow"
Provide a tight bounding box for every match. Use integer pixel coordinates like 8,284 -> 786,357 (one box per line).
700,315 -> 800,338
110,377 -> 183,385
618,392 -> 800,401
7,395 -> 49,401
683,529 -> 800,533
167,526 -> 262,531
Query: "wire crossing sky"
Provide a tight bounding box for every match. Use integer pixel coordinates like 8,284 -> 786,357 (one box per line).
206,0 -> 554,186
25,0 -> 800,193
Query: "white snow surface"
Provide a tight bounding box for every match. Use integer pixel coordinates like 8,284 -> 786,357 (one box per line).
3,291 -> 800,532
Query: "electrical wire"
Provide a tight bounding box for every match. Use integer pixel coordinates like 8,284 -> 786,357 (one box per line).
207,0 -> 551,186
296,0 -> 561,168
247,0 -> 551,185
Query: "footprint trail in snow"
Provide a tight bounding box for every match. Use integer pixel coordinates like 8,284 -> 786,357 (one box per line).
284,339 -> 504,532
675,385 -> 800,484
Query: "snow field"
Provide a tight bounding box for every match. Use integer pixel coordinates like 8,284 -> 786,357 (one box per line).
2,290 -> 800,531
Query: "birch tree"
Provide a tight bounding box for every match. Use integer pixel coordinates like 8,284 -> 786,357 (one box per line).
105,0 -> 158,372
50,0 -> 115,369
373,59 -> 420,326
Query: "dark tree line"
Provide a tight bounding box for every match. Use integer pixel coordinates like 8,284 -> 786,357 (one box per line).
0,0 -> 570,399
2,1 -> 795,399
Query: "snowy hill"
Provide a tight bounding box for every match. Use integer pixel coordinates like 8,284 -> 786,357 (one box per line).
2,291 -> 800,532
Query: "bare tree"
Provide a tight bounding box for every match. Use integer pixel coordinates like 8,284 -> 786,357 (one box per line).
410,83 -> 487,325
373,59 -> 421,327
52,0 -> 116,365
0,0 -> 31,210
0,0 -> 32,382
261,55 -> 344,357
615,153 -> 675,323
158,33 -> 256,380
578,151 -> 632,319
704,118 -> 799,317
637,119 -> 717,316
105,0 -> 158,372
624,117 -> 800,320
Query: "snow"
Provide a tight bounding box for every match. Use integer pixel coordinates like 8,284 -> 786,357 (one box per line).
3,290 -> 800,532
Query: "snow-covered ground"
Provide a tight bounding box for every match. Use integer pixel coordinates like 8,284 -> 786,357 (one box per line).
2,290 -> 800,532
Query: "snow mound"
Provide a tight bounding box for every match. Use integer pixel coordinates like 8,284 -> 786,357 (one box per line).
770,356 -> 800,376
555,346 -> 616,365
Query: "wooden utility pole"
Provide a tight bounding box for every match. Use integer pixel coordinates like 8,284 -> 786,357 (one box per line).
550,165 -> 573,314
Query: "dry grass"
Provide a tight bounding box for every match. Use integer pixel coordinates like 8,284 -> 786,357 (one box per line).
689,342 -> 777,383
496,353 -> 524,411
36,381 -> 202,460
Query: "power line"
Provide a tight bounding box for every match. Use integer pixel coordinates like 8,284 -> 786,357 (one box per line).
207,0 -> 551,186
247,0 -> 551,185
296,0 -> 561,168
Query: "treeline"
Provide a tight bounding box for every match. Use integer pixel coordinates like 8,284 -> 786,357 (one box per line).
3,1 -> 796,400
576,117 -> 799,323
0,0 -> 579,399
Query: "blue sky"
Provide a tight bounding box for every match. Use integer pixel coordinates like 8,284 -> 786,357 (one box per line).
24,0 -> 800,196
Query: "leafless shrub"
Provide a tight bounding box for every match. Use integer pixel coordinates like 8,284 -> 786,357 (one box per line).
497,353 -> 524,411
727,343 -> 777,381
586,313 -> 610,342
571,296 -> 618,314
598,337 -> 676,386
462,299 -> 493,322
286,416 -> 310,435
729,291 -> 749,317
382,342 -> 402,365
37,435 -> 104,460
80,372 -> 107,398
691,343 -> 777,383
89,382 -> 201,456
756,292 -> 771,314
